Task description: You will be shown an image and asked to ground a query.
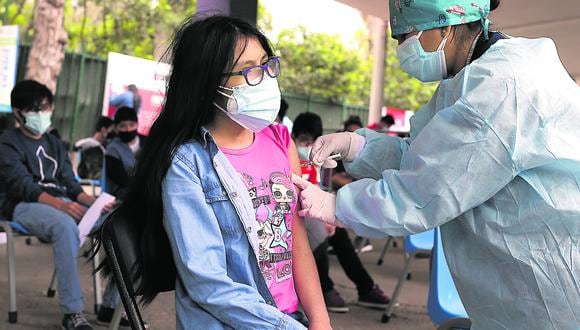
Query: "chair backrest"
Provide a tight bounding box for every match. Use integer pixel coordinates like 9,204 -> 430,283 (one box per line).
101,207 -> 176,329
404,229 -> 435,254
100,157 -> 107,193
427,228 -> 468,326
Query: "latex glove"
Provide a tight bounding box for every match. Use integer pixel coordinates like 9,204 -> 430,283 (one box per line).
292,174 -> 346,228
310,132 -> 365,168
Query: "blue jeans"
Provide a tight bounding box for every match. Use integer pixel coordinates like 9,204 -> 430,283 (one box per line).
12,201 -> 119,314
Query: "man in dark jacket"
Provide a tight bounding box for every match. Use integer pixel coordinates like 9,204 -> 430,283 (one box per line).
0,80 -> 116,330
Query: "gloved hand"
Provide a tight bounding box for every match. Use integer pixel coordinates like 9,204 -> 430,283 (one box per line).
292,174 -> 346,228
310,132 -> 365,168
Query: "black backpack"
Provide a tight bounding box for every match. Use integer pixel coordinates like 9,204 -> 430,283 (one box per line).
77,146 -> 104,179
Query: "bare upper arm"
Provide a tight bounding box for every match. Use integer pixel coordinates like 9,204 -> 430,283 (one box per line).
288,139 -> 302,177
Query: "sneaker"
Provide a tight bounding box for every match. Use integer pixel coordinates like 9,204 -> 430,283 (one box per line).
357,285 -> 390,310
96,306 -> 146,329
61,313 -> 93,330
354,237 -> 374,253
323,289 -> 349,313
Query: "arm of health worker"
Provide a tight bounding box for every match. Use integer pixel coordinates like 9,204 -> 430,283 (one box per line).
343,128 -> 410,180
337,97 -> 517,238
162,152 -> 304,330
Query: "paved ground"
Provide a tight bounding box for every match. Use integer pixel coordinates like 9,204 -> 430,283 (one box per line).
0,234 -> 435,329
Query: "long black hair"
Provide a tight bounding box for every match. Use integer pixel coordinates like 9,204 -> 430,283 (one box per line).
120,14 -> 275,304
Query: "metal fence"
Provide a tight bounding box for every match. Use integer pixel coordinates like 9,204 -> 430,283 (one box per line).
14,47 -> 368,145
16,46 -> 108,147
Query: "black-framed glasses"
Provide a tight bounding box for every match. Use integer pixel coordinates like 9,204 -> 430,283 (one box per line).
23,102 -> 52,113
224,56 -> 280,86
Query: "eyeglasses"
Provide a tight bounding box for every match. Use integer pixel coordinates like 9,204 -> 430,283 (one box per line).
224,56 -> 280,86
23,102 -> 52,113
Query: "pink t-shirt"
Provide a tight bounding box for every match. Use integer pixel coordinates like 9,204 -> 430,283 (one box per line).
221,125 -> 299,314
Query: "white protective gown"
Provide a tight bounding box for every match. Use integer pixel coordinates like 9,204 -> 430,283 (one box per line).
336,37 -> 580,329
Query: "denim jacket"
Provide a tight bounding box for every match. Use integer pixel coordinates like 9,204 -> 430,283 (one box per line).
161,128 -> 305,330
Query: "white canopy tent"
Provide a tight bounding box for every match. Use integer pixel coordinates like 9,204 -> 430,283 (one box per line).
336,0 -> 580,121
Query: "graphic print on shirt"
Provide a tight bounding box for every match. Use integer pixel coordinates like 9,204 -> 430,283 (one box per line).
36,145 -> 59,188
239,171 -> 295,284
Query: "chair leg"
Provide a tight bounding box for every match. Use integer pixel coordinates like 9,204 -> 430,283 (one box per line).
382,253 -> 416,323
92,240 -> 103,314
4,225 -> 18,323
377,236 -> 394,265
108,304 -> 123,330
46,270 -> 57,297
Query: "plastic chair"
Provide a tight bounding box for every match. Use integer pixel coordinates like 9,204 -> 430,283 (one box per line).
376,236 -> 398,265
427,228 -> 470,329
1,219 -> 104,323
381,229 -> 434,323
101,207 -> 175,330
0,220 -> 57,323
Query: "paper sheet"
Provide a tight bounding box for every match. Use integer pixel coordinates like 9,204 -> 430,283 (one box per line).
78,192 -> 115,245
0,232 -> 6,245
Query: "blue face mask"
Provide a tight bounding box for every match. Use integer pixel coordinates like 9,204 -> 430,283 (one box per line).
23,111 -> 52,135
214,77 -> 281,132
397,31 -> 449,82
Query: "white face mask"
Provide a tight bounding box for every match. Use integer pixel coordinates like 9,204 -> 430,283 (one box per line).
23,111 -> 52,135
397,31 -> 449,82
214,77 -> 281,133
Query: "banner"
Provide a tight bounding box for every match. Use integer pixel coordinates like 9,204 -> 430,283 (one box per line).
102,52 -> 170,136
0,25 -> 19,113
384,107 -> 413,133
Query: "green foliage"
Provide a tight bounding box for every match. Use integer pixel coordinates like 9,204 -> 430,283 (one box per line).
274,25 -> 436,110
1,0 -> 35,41
1,0 -> 197,59
257,1 -> 272,33
2,0 -> 436,110
383,35 -> 437,110
65,0 -> 197,59
275,27 -> 371,104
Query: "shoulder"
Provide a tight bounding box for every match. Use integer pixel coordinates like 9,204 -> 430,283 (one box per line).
105,139 -> 126,157
262,124 -> 291,149
75,137 -> 100,149
471,37 -> 560,83
0,130 -> 23,155
44,133 -> 67,150
0,129 -> 20,145
172,140 -> 211,174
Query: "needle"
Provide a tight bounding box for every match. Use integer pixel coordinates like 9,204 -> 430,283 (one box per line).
301,153 -> 341,167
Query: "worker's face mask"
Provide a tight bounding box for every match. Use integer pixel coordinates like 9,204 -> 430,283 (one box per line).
214,77 -> 281,133
397,30 -> 449,82
23,111 -> 52,135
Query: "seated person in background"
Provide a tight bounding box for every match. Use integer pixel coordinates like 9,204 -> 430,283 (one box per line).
0,80 -> 117,330
105,106 -> 140,200
367,114 -> 394,132
74,116 -> 114,179
75,116 -> 114,151
292,112 -> 390,313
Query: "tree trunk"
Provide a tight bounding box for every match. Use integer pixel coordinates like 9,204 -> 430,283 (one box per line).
25,0 -> 68,93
